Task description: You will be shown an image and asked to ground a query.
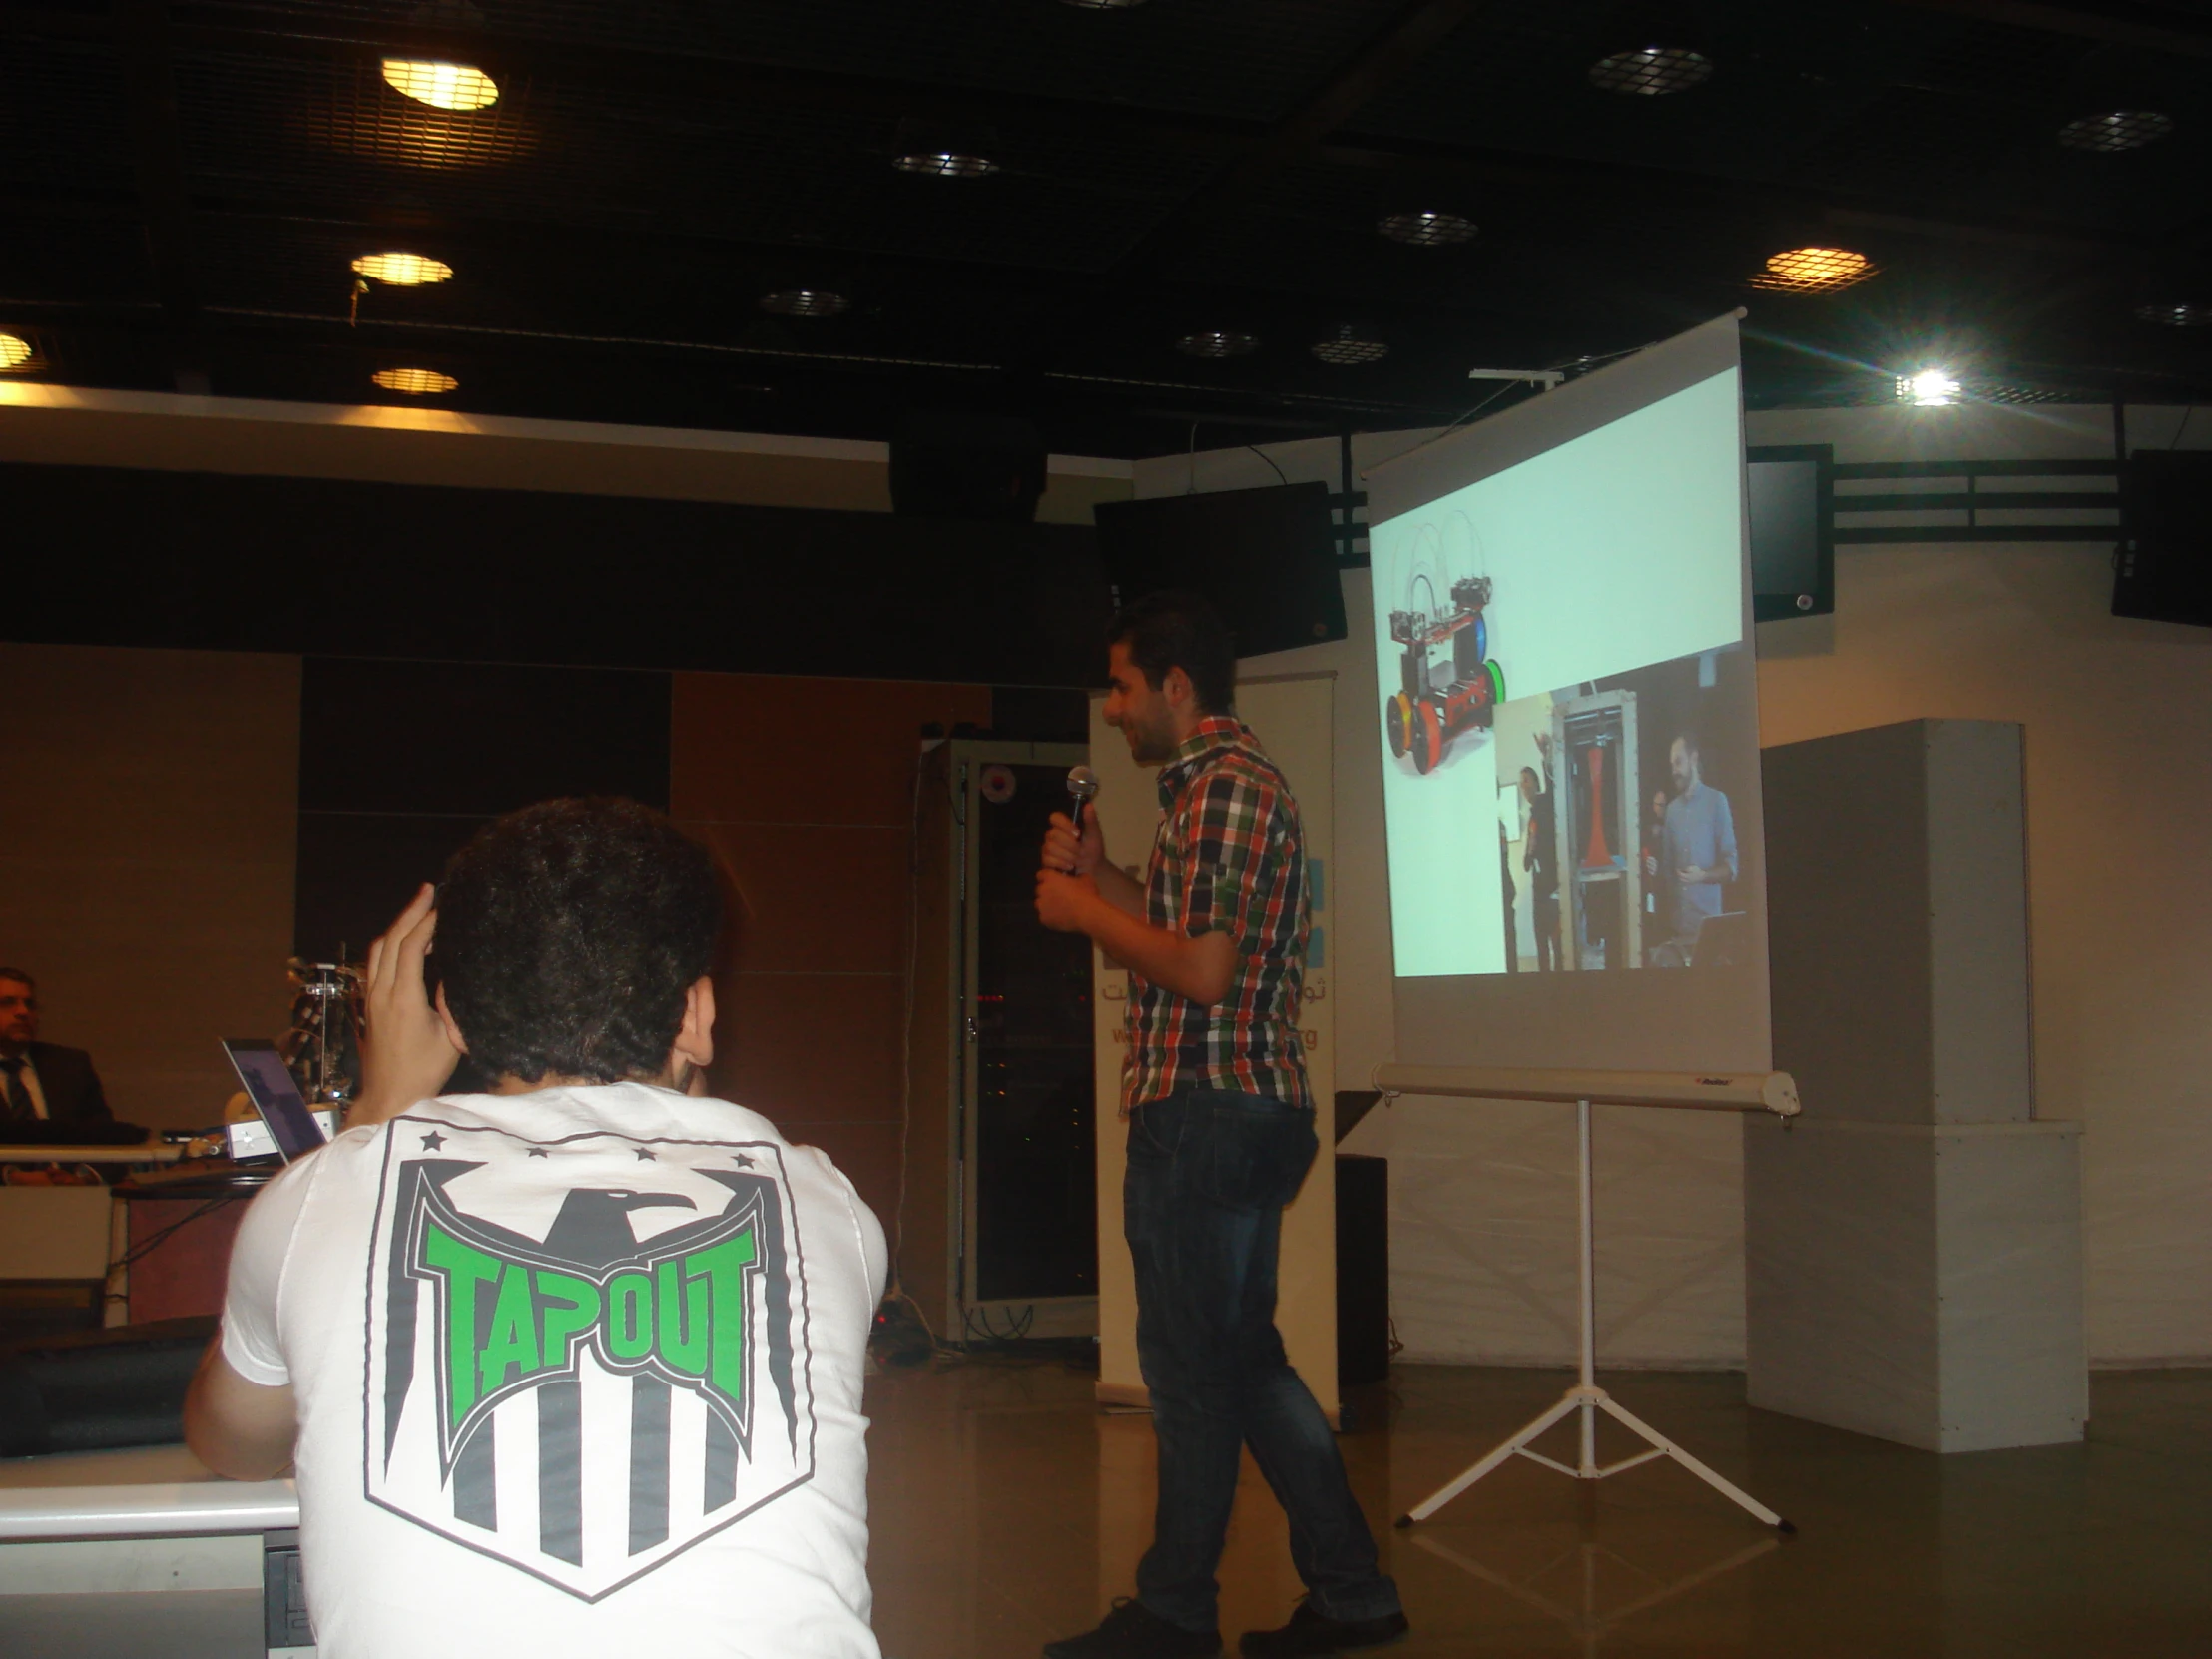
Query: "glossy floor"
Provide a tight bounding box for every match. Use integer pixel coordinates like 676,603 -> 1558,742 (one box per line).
868,1360 -> 2212,1659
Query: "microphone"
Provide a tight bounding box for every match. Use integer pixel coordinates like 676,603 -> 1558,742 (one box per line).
1061,766 -> 1099,874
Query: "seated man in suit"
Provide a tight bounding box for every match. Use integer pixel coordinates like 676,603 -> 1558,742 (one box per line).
0,968 -> 116,1134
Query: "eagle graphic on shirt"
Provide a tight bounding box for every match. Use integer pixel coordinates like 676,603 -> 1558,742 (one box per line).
363,1116 -> 816,1601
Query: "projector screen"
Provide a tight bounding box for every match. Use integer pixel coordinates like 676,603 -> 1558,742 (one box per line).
1366,314 -> 1770,1072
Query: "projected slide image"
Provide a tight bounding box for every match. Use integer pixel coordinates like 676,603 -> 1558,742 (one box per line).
1373,367 -> 1747,979
1495,647 -> 1754,974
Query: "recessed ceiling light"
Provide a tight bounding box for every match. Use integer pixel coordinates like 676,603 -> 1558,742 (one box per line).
381,59 -> 500,112
1897,368 -> 1961,407
372,367 -> 459,394
351,252 -> 453,285
1177,330 -> 1258,359
0,332 -> 31,370
1749,246 -> 1875,294
2135,301 -> 2210,327
1588,45 -> 1713,96
760,288 -> 850,318
2057,110 -> 2174,152
892,150 -> 1001,178
1377,211 -> 1476,247
1312,324 -> 1388,366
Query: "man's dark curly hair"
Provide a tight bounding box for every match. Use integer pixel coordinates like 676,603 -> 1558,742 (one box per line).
1108,589 -> 1237,715
435,798 -> 722,1085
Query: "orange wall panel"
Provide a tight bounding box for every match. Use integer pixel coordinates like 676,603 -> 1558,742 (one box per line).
689,822 -> 908,977
670,673 -> 990,826
672,670 -> 990,1229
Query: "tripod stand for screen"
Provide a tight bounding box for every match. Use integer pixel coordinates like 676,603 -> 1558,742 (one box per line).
1375,1065 -> 1799,1534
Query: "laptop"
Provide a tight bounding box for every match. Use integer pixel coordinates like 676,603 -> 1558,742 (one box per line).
222,1039 -> 335,1164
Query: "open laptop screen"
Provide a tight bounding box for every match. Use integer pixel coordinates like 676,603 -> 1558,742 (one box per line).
222,1039 -> 331,1163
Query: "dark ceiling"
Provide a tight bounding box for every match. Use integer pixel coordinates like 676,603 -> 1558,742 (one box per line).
4,0 -> 2210,456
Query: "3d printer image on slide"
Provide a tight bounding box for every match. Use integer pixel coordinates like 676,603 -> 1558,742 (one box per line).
1381,514 -> 1506,778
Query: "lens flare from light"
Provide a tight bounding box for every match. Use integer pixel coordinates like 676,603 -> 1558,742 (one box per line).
381,60 -> 500,112
351,253 -> 454,285
372,367 -> 459,395
1897,369 -> 1961,407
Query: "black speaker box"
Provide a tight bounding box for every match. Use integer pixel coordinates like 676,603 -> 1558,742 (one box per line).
2115,450 -> 2212,627
889,411 -> 1046,522
1336,1152 -> 1390,1388
1095,482 -> 1348,659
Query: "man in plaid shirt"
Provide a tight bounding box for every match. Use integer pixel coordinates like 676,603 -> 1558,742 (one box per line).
1036,593 -> 1405,1659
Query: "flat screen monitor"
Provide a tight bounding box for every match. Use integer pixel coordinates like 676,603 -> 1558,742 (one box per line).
1746,444 -> 1834,621
223,1039 -> 331,1164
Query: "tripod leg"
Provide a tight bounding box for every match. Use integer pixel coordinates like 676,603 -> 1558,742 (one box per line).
1399,1388 -> 1585,1525
1594,1394 -> 1793,1532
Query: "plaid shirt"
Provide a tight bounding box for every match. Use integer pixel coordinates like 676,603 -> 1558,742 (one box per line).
1122,715 -> 1311,1112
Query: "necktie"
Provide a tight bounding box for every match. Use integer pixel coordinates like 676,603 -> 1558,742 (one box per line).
0,1057 -> 31,1121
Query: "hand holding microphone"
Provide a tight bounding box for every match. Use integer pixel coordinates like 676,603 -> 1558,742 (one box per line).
1044,766 -> 1102,877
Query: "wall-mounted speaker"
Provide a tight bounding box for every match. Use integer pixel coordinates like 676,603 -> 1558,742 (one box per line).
889,411 -> 1046,522
2115,450 -> 2212,627
1094,481 -> 1348,659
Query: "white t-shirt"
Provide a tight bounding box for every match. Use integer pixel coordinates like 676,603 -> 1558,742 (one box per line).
221,1082 -> 887,1659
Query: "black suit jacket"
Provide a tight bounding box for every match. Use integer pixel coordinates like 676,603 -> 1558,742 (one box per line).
16,1042 -> 114,1129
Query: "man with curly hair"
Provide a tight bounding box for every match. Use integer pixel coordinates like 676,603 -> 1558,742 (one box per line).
187,798 -> 886,1659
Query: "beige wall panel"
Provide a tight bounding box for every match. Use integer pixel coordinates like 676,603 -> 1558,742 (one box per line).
0,644 -> 298,1130
0,386 -> 1131,521
1755,534 -> 2212,1364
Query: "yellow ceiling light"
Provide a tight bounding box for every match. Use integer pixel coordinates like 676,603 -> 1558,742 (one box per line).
372,367 -> 459,395
0,332 -> 32,370
381,59 -> 499,112
1750,246 -> 1875,294
351,252 -> 454,285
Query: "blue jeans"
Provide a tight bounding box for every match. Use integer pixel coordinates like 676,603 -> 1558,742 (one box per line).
1125,1085 -> 1401,1632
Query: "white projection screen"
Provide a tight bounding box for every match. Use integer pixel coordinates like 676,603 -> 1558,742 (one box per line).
1366,313 -> 1771,1073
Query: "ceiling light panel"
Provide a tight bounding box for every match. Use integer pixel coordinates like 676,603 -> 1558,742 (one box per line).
372,367 -> 459,394
761,288 -> 850,317
891,150 -> 1002,178
176,54 -> 540,176
1377,211 -> 1476,247
382,60 -> 500,112
2056,111 -> 2174,153
1177,330 -> 1258,359
352,252 -> 453,285
1749,247 -> 1875,294
1312,324 -> 1388,365
1587,46 -> 1713,96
